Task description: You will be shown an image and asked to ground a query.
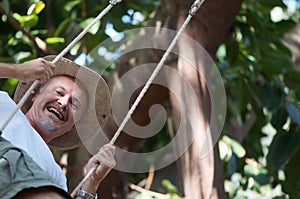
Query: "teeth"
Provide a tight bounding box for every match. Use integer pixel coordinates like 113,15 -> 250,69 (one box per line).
48,107 -> 63,120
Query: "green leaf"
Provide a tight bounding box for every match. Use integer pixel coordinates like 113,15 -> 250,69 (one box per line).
54,18 -> 71,37
259,54 -> 292,76
32,1 -> 46,15
271,106 -> 288,129
223,135 -> 246,158
7,37 -> 17,46
45,37 -> 65,44
2,78 -> 18,96
267,127 -> 300,173
286,103 -> 300,125
27,1 -> 45,15
216,44 -> 226,59
70,41 -> 82,56
85,33 -> 105,53
246,9 -> 263,29
272,38 -> 292,58
13,51 -> 32,63
64,0 -> 81,12
283,148 -> 300,198
13,14 -> 39,28
12,12 -> 21,21
230,138 -> 246,158
226,35 -> 239,64
243,161 -> 270,185
285,69 -> 300,89
257,0 -> 286,7
80,18 -> 101,35
247,29 -> 260,59
161,179 -> 179,195
274,20 -> 297,36
218,139 -> 230,160
260,83 -> 284,110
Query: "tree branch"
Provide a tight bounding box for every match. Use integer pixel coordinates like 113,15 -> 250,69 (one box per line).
0,5 -> 57,55
129,183 -> 182,199
228,110 -> 257,143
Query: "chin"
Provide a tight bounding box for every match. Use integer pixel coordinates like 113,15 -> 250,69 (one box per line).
40,118 -> 56,131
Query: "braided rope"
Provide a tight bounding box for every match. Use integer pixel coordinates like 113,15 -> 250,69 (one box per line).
0,0 -> 121,132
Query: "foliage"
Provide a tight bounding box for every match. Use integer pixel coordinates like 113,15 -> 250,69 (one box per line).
217,0 -> 300,198
1,0 -> 300,198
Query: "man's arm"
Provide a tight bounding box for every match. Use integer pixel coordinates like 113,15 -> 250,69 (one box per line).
0,58 -> 55,83
74,143 -> 116,199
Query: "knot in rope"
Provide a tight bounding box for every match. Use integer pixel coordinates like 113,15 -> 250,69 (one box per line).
189,0 -> 205,16
109,0 -> 122,5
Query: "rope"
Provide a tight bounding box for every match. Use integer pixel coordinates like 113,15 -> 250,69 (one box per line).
110,0 -> 205,145
0,0 -> 121,132
71,0 -> 206,196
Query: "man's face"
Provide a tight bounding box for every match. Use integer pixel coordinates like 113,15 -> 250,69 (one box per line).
26,75 -> 88,143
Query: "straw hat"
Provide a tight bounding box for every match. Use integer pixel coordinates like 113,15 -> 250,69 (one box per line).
13,55 -> 110,150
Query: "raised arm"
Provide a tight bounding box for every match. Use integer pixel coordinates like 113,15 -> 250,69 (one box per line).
0,58 -> 55,83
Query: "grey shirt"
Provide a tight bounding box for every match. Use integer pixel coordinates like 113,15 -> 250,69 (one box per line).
0,136 -> 71,199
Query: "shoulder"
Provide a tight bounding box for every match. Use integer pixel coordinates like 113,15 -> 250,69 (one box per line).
0,91 -> 16,110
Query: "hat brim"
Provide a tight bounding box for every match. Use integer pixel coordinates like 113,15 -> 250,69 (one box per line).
13,55 -> 110,150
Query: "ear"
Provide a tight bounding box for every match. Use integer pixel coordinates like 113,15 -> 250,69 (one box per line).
31,90 -> 40,102
31,95 -> 36,102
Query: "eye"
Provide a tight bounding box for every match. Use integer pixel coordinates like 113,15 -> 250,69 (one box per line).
70,99 -> 79,110
56,90 -> 63,96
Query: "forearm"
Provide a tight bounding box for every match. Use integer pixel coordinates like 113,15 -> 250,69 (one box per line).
0,58 -> 55,83
0,62 -> 18,79
81,165 -> 111,193
73,165 -> 112,199
73,144 -> 116,198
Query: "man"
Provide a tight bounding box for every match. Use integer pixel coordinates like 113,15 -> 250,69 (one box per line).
0,56 -> 116,198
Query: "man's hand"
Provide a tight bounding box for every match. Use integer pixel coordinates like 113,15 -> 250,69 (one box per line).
16,58 -> 55,83
82,144 -> 116,194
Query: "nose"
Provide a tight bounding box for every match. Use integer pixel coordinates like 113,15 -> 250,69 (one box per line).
57,95 -> 70,110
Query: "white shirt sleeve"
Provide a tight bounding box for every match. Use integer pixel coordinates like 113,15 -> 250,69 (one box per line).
0,91 -> 68,191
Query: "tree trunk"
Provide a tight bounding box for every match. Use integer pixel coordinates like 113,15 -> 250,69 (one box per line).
171,0 -> 243,198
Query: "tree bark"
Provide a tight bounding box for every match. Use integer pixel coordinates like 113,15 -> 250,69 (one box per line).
172,0 -> 243,198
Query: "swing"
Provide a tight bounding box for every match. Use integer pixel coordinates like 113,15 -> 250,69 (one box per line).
0,0 -> 205,197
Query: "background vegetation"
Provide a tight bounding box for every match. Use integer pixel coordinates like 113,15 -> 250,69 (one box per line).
0,0 -> 300,198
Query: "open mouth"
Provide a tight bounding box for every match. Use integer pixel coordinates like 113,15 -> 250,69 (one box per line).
47,106 -> 65,121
